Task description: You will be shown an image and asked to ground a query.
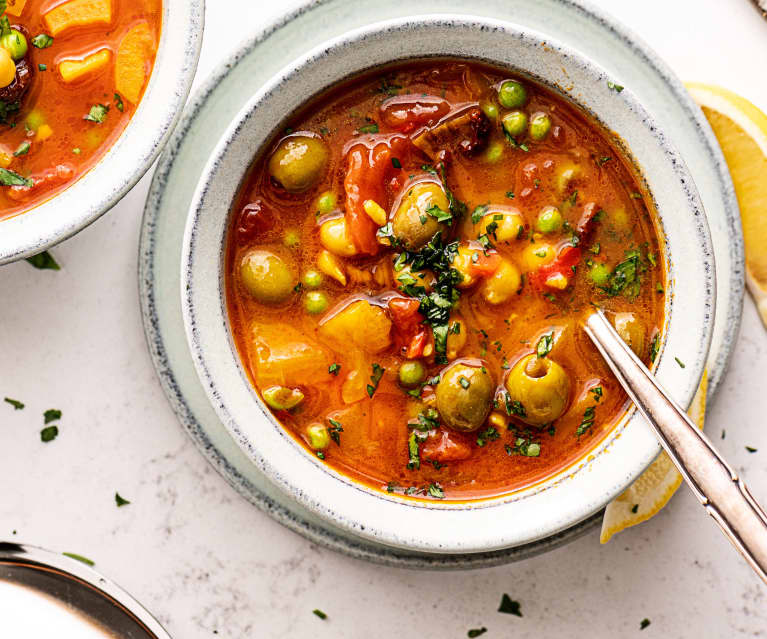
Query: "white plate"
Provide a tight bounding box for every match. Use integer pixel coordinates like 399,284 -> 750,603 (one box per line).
139,0 -> 743,568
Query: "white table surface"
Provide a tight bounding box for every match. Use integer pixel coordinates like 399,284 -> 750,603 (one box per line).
2,1 -> 767,636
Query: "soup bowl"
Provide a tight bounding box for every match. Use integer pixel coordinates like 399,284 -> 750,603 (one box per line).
181,15 -> 714,553
0,0 -> 204,264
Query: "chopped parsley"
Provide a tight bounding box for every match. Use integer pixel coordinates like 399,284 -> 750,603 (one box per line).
503,393 -> 526,418
312,609 -> 327,620
674,357 -> 685,369
40,425 -> 58,442
407,430 -> 425,470
413,408 -> 440,431
358,122 -> 379,134
391,157 -> 401,169
115,492 -> 131,507
576,406 -> 596,437
459,375 -> 470,389
426,204 -> 452,224
44,408 -> 61,424
38,63 -> 47,71
471,204 -> 489,224
650,333 -> 660,363
0,167 -> 33,187
63,552 -> 94,566
366,363 -> 385,397
607,80 -> 624,92
328,363 -> 341,375
640,619 -> 651,630
536,331 -> 554,358
4,397 -> 23,410
601,248 -> 647,299
467,628 -> 487,638
476,427 -> 500,447
84,104 -> 109,123
598,155 -> 612,166
25,251 -> 59,270
114,93 -> 124,112
506,437 -> 540,457
13,141 -> 29,156
427,483 -> 445,499
746,446 -> 758,453
631,504 -> 639,514
327,418 -> 343,445
498,593 -> 523,616
505,190 -> 515,199
590,386 -> 603,402
31,33 -> 54,49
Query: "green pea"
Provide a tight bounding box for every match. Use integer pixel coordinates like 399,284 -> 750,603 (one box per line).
302,269 -> 323,289
536,206 -> 563,234
306,423 -> 330,450
484,141 -> 503,163
1,30 -> 28,61
398,360 -> 426,388
316,191 -> 337,215
529,112 -> 552,140
589,263 -> 610,286
480,100 -> 499,121
25,110 -> 45,132
498,80 -> 527,109
502,111 -> 528,138
304,290 -> 329,314
283,229 -> 300,248
262,385 -> 304,411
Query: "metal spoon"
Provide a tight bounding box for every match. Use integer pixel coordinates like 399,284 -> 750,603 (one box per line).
584,310 -> 767,584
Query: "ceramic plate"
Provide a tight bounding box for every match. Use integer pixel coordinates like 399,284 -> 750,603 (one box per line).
139,0 -> 743,568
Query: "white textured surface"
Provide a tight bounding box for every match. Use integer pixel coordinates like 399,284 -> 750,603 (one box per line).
1,0 -> 766,637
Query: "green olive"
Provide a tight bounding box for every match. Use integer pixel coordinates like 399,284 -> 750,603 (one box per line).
262,385 -> 304,411
529,112 -> 552,141
304,290 -> 329,314
302,269 -> 323,289
502,111 -> 528,138
498,80 -> 527,109
392,181 -> 450,250
399,361 -> 426,388
0,29 -> 28,61
505,354 -> 570,426
240,249 -> 295,304
316,190 -> 337,214
614,312 -> 646,357
589,263 -> 610,286
306,423 -> 330,450
436,363 -> 494,432
536,206 -> 563,234
268,135 -> 329,193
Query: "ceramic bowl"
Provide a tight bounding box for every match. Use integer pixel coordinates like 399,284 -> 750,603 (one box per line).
181,15 -> 715,554
0,0 -> 204,265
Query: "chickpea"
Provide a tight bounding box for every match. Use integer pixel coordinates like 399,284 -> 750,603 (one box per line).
0,48 -> 15,89
521,242 -> 555,271
478,209 -> 524,242
481,259 -> 521,305
452,243 -> 482,289
319,217 -> 357,257
268,134 -> 328,192
446,318 -> 467,360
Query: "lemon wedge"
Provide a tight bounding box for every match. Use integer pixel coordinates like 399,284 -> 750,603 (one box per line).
601,371 -> 707,543
687,83 -> 767,327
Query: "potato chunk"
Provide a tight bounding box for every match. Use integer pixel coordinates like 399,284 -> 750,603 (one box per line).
249,324 -> 332,387
319,299 -> 392,354
58,49 -> 111,83
5,0 -> 28,17
44,0 -> 112,36
115,22 -> 154,104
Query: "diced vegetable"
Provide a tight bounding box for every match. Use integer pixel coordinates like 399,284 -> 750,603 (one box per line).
59,48 -> 111,83
317,249 -> 347,286
44,0 -> 112,36
250,324 -> 332,387
319,299 -> 392,353
530,245 -> 582,291
262,386 -> 304,411
115,22 -> 154,104
0,48 -> 15,88
5,0 -> 28,18
379,94 -> 450,132
319,217 -> 357,256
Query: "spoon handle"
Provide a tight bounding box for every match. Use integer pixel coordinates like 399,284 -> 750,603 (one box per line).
585,311 -> 767,584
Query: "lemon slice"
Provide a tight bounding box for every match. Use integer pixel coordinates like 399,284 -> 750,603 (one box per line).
601,371 -> 707,543
687,83 -> 767,327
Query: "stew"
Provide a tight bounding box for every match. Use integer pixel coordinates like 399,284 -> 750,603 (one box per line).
0,0 -> 161,219
225,60 -> 666,501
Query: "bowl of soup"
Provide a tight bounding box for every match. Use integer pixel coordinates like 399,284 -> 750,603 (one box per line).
181,16 -> 714,552
0,0 -> 203,264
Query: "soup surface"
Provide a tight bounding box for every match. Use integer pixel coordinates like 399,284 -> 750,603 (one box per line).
226,60 -> 666,501
0,0 -> 161,219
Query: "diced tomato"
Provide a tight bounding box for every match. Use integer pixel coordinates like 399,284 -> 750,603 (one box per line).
344,135 -> 410,255
467,250 -> 501,277
388,297 -> 421,329
422,430 -> 472,462
405,328 -> 428,359
388,297 -> 426,355
530,244 -> 582,291
379,94 -> 451,133
6,164 -> 75,202
576,201 -> 600,238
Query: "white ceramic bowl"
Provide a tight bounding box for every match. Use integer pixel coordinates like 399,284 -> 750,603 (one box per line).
0,0 -> 204,265
181,15 -> 715,553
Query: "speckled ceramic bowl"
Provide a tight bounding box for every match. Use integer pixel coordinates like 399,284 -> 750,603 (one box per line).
181,15 -> 715,554
0,0 -> 204,265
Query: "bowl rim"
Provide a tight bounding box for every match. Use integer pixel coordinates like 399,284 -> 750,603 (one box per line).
181,14 -> 716,553
0,0 -> 205,265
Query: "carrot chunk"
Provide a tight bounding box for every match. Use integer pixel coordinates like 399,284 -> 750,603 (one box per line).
115,22 -> 154,104
43,0 -> 112,36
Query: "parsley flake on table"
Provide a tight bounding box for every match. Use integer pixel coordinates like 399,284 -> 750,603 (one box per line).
40,425 -> 58,442
25,251 -> 60,270
312,609 -> 327,620
640,618 -> 651,630
746,446 -> 758,453
44,408 -> 61,424
498,593 -> 522,616
4,397 -> 24,410
467,628 -> 487,638
607,80 -> 624,92
115,492 -> 131,507
63,552 -> 94,566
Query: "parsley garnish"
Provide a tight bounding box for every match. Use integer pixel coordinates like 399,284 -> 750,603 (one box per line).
471,204 -> 488,224
428,483 -> 445,499
506,437 -> 540,457
366,363 -> 384,397
327,418 -> 343,445
476,427 -> 500,447
114,93 -> 124,112
576,406 -> 595,437
84,104 -> 109,123
536,332 -> 554,358
0,167 -> 33,187
631,504 -> 639,513
640,619 -> 651,630
13,141 -> 29,156
391,157 -> 401,169
407,430 -> 425,469
38,63 -> 47,71
590,386 -> 603,402
328,363 -> 341,375
31,33 -> 54,49
44,408 -> 61,424
505,191 -> 515,199
504,393 -> 526,418
25,251 -> 59,270
312,609 -> 327,620
459,376 -> 470,389
467,628 -> 487,638
674,357 -> 685,368
746,446 -> 758,453
601,248 -> 646,299
40,425 -> 58,442
607,80 -> 624,92
115,492 -> 131,507
358,122 -> 379,134
63,552 -> 94,566
426,204 -> 452,223
498,594 -> 523,616
4,397 -> 23,410
650,333 -> 660,363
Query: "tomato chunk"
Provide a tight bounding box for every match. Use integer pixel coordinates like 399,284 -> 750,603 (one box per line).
422,430 -> 472,462
467,250 -> 501,277
530,244 -> 582,291
379,94 -> 451,133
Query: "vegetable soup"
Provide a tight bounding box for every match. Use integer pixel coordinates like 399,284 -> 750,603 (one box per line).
0,0 -> 161,219
225,60 -> 666,501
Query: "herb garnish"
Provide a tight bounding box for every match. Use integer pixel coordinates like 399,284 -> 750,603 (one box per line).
391,157 -> 401,169
84,104 -> 109,123
40,425 -> 58,442
426,204 -> 452,224
601,248 -> 647,299
650,333 -> 660,363
536,332 -> 554,358
467,628 -> 487,637
63,552 -> 94,566
31,33 -> 53,49
115,492 -> 131,507
476,427 -> 500,447
358,122 -> 379,134
607,80 -> 624,92
503,392 -> 526,418
640,619 -> 651,630
312,609 -> 327,620
576,406 -> 595,437
328,363 -> 341,376
471,204 -> 488,224
44,409 -> 61,423
590,386 -> 603,402
498,593 -> 523,616
631,504 -> 639,514
746,446 -> 758,453
674,357 -> 685,368
13,141 -> 29,156
407,430 -> 425,469
427,483 -> 445,499
4,397 -> 23,409
366,363 -> 384,397
113,93 -> 124,112
327,418 -> 343,445
25,251 -> 59,270
505,437 -> 540,457
0,167 -> 33,187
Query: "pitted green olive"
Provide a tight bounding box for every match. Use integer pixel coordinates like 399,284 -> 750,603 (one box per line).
436,363 -> 494,432
262,385 -> 304,411
505,354 -> 570,426
240,249 -> 296,304
268,135 -> 329,193
614,312 -> 646,357
392,181 -> 450,250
